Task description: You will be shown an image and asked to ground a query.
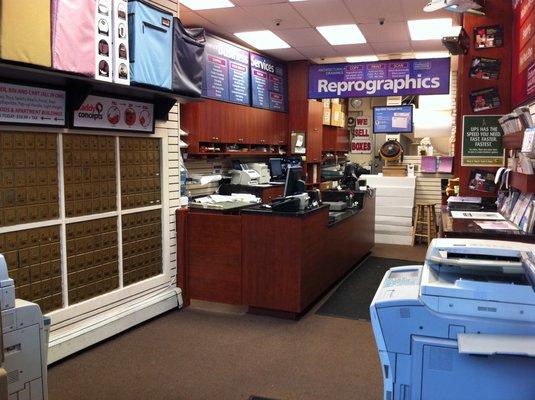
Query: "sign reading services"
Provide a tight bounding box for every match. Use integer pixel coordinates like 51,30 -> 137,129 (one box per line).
73,95 -> 154,132
0,82 -> 65,126
308,58 -> 451,99
461,115 -> 504,166
250,53 -> 287,112
203,35 -> 250,105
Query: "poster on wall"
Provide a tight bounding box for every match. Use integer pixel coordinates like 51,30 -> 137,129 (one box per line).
0,82 -> 65,126
461,115 -> 504,166
202,35 -> 250,105
308,58 -> 450,99
469,57 -> 501,80
95,0 -> 113,82
473,25 -> 504,49
468,169 -> 497,193
73,95 -> 154,132
250,53 -> 287,112
469,87 -> 501,112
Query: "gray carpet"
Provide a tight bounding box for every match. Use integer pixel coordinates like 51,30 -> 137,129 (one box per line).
316,257 -> 416,321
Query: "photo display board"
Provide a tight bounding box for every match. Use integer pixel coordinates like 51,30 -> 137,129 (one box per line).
250,53 -> 288,112
202,35 -> 250,105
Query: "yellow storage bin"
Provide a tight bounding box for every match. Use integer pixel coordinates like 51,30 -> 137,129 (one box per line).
0,0 -> 52,67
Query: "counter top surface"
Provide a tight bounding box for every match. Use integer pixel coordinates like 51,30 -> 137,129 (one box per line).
241,204 -> 329,217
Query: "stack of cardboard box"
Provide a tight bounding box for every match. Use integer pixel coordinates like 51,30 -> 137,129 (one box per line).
321,99 -> 346,128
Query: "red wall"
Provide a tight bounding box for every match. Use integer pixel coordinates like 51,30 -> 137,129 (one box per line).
512,0 -> 535,107
454,1 -> 513,196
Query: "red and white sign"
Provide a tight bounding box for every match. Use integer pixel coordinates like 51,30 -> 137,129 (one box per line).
353,127 -> 370,138
73,95 -> 154,132
351,139 -> 372,154
355,116 -> 370,127
0,82 -> 65,126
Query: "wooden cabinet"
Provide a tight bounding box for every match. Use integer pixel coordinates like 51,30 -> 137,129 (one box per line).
181,99 -> 289,153
306,100 -> 323,163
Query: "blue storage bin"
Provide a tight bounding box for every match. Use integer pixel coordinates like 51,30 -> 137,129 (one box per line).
128,0 -> 172,89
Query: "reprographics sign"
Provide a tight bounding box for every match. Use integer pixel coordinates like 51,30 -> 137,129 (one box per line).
308,58 -> 451,99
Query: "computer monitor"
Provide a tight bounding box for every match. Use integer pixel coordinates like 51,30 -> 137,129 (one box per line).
284,166 -> 305,197
269,158 -> 283,178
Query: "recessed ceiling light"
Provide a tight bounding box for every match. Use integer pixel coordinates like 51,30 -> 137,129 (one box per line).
346,55 -> 379,63
414,51 -> 450,59
407,18 -> 453,41
180,0 -> 234,11
234,30 -> 290,50
316,24 -> 366,46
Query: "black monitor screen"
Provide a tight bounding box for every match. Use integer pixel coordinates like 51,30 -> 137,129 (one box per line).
284,166 -> 304,197
269,158 -> 283,177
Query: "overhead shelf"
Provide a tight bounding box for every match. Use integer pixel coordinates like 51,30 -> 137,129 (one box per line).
0,61 -> 202,120
503,131 -> 524,150
509,171 -> 535,192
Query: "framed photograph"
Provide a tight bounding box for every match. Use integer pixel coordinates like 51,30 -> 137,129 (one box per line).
469,87 -> 501,112
468,169 -> 497,193
469,57 -> 501,80
473,25 -> 504,49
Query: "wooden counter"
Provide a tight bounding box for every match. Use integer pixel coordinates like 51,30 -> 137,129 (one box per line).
178,193 -> 375,317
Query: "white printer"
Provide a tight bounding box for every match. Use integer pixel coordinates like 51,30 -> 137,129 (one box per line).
249,163 -> 271,184
0,254 -> 48,400
370,239 -> 535,400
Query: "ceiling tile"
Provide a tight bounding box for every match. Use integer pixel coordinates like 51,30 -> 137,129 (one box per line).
359,21 -> 410,43
332,43 -> 374,57
411,39 -> 445,52
371,41 -> 412,54
344,0 -> 405,23
291,0 -> 355,26
180,11 -> 221,32
274,27 -> 327,47
297,45 -> 338,58
232,0 -> 286,5
243,3 -> 310,29
197,7 -> 267,32
263,47 -> 306,61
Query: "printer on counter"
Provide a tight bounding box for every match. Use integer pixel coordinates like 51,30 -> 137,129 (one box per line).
229,162 -> 261,185
249,163 -> 271,184
0,254 -> 48,400
370,239 -> 535,400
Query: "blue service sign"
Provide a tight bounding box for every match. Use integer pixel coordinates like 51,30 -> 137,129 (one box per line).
308,58 -> 451,99
373,106 -> 413,134
250,53 -> 287,112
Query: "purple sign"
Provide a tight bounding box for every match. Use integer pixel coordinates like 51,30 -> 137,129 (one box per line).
203,35 -> 250,105
308,58 -> 451,99
250,53 -> 287,112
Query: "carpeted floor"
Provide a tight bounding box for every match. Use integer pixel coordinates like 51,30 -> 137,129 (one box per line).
48,245 -> 427,400
316,257 -> 419,321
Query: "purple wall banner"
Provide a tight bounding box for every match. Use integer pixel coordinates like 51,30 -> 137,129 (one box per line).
308,58 -> 451,99
250,53 -> 287,112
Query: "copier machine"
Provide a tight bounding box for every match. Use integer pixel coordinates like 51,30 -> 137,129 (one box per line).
0,254 -> 48,399
370,239 -> 535,400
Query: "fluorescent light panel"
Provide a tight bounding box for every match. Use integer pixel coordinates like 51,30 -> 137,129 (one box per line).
414,51 -> 450,59
180,0 -> 234,11
316,24 -> 366,45
234,30 -> 290,50
407,18 -> 453,41
346,55 -> 378,63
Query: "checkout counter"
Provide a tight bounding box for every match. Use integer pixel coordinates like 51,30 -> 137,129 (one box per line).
177,167 -> 375,317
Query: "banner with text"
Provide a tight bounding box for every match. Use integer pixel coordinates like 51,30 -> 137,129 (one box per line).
0,82 -> 65,126
203,35 -> 250,105
250,53 -> 287,112
73,95 -> 154,132
308,58 -> 450,99
461,115 -> 504,166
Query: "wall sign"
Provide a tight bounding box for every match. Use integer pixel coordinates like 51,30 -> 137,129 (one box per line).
461,115 -> 504,166
202,35 -> 250,105
73,95 -> 154,132
351,138 -> 372,154
0,82 -> 65,126
250,53 -> 287,112
513,0 -> 535,106
308,58 -> 450,99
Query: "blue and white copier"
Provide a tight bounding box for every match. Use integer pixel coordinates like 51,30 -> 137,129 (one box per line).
370,239 -> 535,400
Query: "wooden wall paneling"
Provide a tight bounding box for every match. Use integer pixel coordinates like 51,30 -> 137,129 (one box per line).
322,125 -> 337,151
176,209 -> 190,307
187,211 -> 243,305
307,100 -> 323,163
336,127 -> 350,152
454,3 -> 513,195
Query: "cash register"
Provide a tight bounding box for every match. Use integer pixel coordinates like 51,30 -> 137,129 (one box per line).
270,166 -> 309,212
